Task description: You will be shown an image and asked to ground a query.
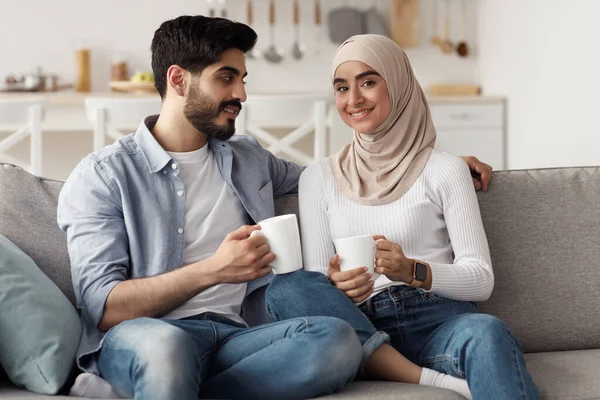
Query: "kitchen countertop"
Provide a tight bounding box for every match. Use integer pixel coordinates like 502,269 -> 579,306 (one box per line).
0,91 -> 506,106
0,91 -> 159,106
0,91 -> 506,133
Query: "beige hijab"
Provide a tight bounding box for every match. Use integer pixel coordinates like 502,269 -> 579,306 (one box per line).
329,34 -> 436,206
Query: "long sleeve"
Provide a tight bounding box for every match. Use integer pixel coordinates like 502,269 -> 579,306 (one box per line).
428,155 -> 494,301
261,140 -> 306,196
298,161 -> 335,276
57,156 -> 129,327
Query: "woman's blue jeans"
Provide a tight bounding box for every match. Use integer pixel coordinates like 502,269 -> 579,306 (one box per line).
266,270 -> 540,400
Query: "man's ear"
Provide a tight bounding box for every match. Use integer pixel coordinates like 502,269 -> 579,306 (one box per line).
166,65 -> 187,97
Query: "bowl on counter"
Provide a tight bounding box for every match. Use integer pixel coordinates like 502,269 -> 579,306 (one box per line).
109,81 -> 157,94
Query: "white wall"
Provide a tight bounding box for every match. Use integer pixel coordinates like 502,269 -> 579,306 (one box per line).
478,0 -> 600,169
0,0 -> 479,94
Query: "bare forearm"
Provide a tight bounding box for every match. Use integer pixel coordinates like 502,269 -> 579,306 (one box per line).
99,257 -> 220,331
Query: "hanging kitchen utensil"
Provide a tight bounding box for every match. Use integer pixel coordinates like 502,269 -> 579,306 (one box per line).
390,0 -> 419,48
245,0 -> 261,59
456,0 -> 469,57
440,0 -> 454,54
264,0 -> 284,63
364,0 -> 388,36
328,0 -> 364,44
219,0 -> 227,18
313,0 -> 326,53
430,0 -> 442,47
291,0 -> 306,60
207,0 -> 216,17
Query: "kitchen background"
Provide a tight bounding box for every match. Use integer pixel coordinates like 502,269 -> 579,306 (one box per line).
1,0 -> 599,181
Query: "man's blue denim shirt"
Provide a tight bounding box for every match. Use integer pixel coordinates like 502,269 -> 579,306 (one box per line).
57,115 -> 305,373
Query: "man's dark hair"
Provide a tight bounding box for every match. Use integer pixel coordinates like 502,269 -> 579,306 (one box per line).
151,15 -> 257,98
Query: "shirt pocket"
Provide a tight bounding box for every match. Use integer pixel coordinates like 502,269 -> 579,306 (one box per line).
258,180 -> 274,219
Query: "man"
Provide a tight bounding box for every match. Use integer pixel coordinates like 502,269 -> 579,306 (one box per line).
58,15 -> 493,400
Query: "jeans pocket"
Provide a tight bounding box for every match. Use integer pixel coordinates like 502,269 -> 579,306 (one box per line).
416,288 -> 458,305
418,290 -> 479,313
429,293 -> 458,304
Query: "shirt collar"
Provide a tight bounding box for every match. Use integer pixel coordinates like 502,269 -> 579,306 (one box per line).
134,115 -> 173,173
134,115 -> 233,173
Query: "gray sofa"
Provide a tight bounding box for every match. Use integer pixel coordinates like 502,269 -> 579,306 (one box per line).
1,162 -> 599,399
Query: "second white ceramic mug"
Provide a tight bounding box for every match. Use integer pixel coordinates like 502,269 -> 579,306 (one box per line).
333,234 -> 381,280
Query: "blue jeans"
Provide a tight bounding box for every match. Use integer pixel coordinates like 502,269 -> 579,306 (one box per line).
359,285 -> 540,399
266,270 -> 389,366
97,312 -> 362,400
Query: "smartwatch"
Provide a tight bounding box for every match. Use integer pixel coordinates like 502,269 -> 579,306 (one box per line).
410,260 -> 428,288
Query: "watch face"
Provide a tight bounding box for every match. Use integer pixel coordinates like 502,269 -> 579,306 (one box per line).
415,262 -> 427,281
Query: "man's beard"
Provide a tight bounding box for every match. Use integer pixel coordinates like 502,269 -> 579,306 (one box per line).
183,85 -> 241,141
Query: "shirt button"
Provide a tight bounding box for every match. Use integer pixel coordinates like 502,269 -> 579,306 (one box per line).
177,228 -> 184,234
171,163 -> 178,169
162,170 -> 167,175
177,190 -> 184,196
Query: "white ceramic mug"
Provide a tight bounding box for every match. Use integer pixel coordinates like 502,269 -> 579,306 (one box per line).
251,214 -> 303,274
333,234 -> 380,280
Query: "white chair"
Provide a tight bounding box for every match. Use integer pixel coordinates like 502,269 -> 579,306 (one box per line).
235,93 -> 331,164
85,97 -> 162,152
0,97 -> 45,175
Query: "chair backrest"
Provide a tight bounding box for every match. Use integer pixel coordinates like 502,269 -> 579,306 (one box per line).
0,97 -> 45,175
84,97 -> 162,151
0,97 -> 45,128
235,93 -> 331,164
238,93 -> 329,128
84,97 -> 161,128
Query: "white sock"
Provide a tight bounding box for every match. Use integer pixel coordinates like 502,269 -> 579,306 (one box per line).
419,367 -> 472,399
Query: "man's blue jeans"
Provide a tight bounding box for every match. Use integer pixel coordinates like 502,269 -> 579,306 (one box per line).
267,271 -> 539,399
97,312 -> 362,400
266,270 -> 389,366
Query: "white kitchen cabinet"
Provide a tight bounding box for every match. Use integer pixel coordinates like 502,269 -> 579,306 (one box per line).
434,127 -> 505,170
429,100 -> 506,170
329,97 -> 507,170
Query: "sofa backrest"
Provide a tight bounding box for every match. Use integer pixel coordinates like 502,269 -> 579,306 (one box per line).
1,163 -> 599,353
0,164 -> 75,304
475,167 -> 600,353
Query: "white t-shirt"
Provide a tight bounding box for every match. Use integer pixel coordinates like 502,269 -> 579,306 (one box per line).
162,144 -> 249,324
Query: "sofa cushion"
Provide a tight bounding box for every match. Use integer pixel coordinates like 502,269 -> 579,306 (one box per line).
0,381 -> 465,399
0,164 -> 74,305
477,167 -> 600,353
524,349 -> 600,399
4,350 -> 592,400
316,382 -> 465,399
0,235 -> 82,394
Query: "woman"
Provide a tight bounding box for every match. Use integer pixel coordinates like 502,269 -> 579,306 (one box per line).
297,35 -> 539,399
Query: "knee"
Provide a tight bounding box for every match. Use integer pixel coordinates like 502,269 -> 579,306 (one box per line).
329,318 -> 363,371
116,318 -> 197,380
303,318 -> 362,386
461,314 -> 521,350
266,270 -> 328,300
